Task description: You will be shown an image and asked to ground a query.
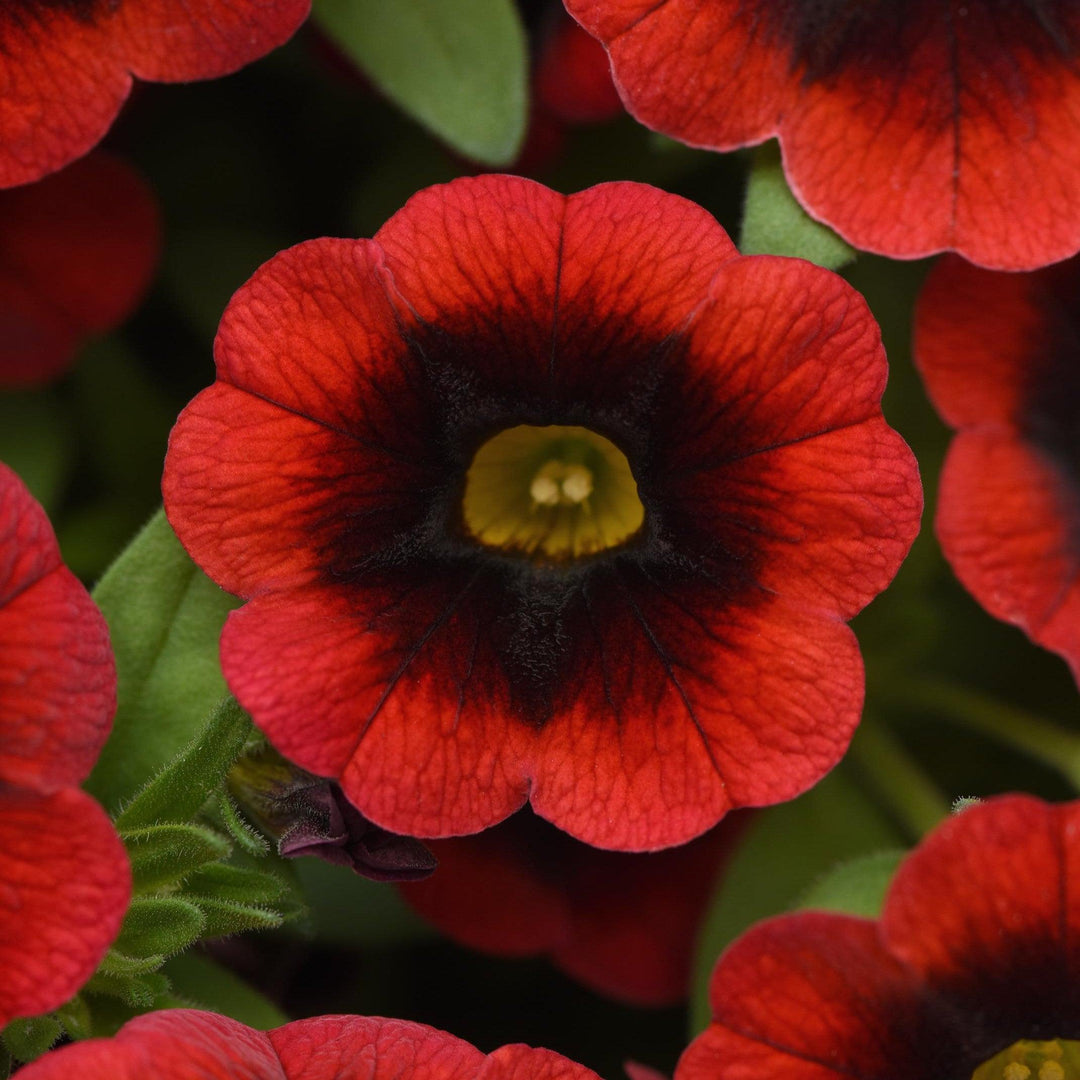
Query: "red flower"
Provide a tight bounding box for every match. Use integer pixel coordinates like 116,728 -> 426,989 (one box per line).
914,255 -> 1080,680
0,463 -> 130,1026
533,8 -> 622,126
162,174 -> 921,851
0,153 -> 160,387
677,795 -> 1080,1080
0,0 -> 309,188
565,1 -> 1080,270
16,1008 -> 604,1080
399,808 -> 749,1006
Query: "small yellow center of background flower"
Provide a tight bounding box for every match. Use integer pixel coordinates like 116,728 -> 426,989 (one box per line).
974,1041 -> 1080,1080
462,424 -> 644,561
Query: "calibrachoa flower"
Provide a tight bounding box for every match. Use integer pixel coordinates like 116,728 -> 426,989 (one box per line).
0,462 -> 129,1026
914,255 -> 1080,681
17,1008 -> 604,1080
162,175 -> 921,851
0,153 -> 160,387
678,795 -> 1080,1080
0,0 -> 309,188
399,808 -> 749,1006
565,1 -> 1080,270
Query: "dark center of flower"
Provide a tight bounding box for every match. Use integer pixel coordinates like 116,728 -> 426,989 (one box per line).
461,424 -> 644,562
973,1041 -> 1080,1080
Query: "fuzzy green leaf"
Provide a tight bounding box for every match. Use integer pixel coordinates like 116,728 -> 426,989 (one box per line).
54,996 -> 92,1042
313,0 -> 527,166
113,897 -> 205,961
796,849 -> 906,918
216,791 -> 271,856
192,897 -> 284,939
125,824 -> 232,893
85,971 -> 172,1009
97,949 -> 166,978
88,509 -> 240,811
186,863 -> 288,907
740,141 -> 856,270
690,764 -> 904,1034
115,696 -> 252,831
2,1015 -> 61,1063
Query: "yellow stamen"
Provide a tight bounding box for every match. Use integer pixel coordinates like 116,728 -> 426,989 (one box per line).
462,424 -> 644,561
974,1041 -> 1080,1080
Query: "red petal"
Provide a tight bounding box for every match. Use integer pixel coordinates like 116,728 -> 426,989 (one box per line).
0,464 -> 115,790
0,9 -> 129,188
570,2 -> 1080,267
485,1045 -> 601,1080
535,14 -> 622,125
937,431 -> 1080,680
914,255 -> 1048,429
15,1009 -> 284,1079
669,255 -> 921,619
402,811 -> 747,1006
677,913 -> 949,1080
882,795 -> 1080,1030
114,0 -> 309,82
269,1016 -> 486,1080
530,585 -> 863,848
220,584 -> 533,838
0,788 -> 130,1026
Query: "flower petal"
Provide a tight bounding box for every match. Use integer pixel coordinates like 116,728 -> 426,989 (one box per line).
0,787 -> 130,1026
0,464 -> 115,790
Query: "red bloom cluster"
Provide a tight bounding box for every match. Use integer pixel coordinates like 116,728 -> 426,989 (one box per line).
678,795 -> 1080,1080
163,175 -> 920,851
915,255 -> 1080,680
0,464 -> 129,1026
17,1008 -> 603,1080
400,808 -> 749,1006
0,153 -> 160,387
0,0 -> 309,187
566,1 -> 1080,269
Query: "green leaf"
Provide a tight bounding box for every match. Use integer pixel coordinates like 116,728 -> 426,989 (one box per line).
115,696 -> 253,832
163,953 -> 288,1030
54,996 -> 92,1042
313,0 -> 527,165
113,897 -> 206,960
796,849 -> 906,918
97,950 -> 167,978
85,971 -> 172,1010
192,897 -> 284,939
124,824 -> 232,893
186,863 -> 289,907
740,141 -> 856,270
689,763 -> 905,1034
215,791 -> 271,856
2,1015 -> 61,1063
88,509 -> 241,811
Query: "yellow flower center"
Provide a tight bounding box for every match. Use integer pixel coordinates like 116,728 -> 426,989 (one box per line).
462,424 -> 645,561
974,1041 -> 1080,1080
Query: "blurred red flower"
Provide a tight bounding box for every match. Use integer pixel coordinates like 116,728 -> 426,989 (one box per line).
0,462 -> 129,1026
0,153 -> 160,387
163,174 -> 920,851
533,7 -> 621,126
17,1008 -> 603,1080
914,255 -> 1080,681
399,808 -> 749,1006
566,1 -> 1080,270
0,0 -> 309,188
678,794 -> 1080,1080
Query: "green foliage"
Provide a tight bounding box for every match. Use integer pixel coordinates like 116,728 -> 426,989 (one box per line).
116,695 -> 253,831
0,391 -> 71,514
313,0 -> 527,166
126,824 -> 233,893
740,141 -> 856,270
88,509 -> 240,811
1,1016 -> 61,1064
796,849 -> 906,917
113,898 -> 206,961
690,763 -> 905,1033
